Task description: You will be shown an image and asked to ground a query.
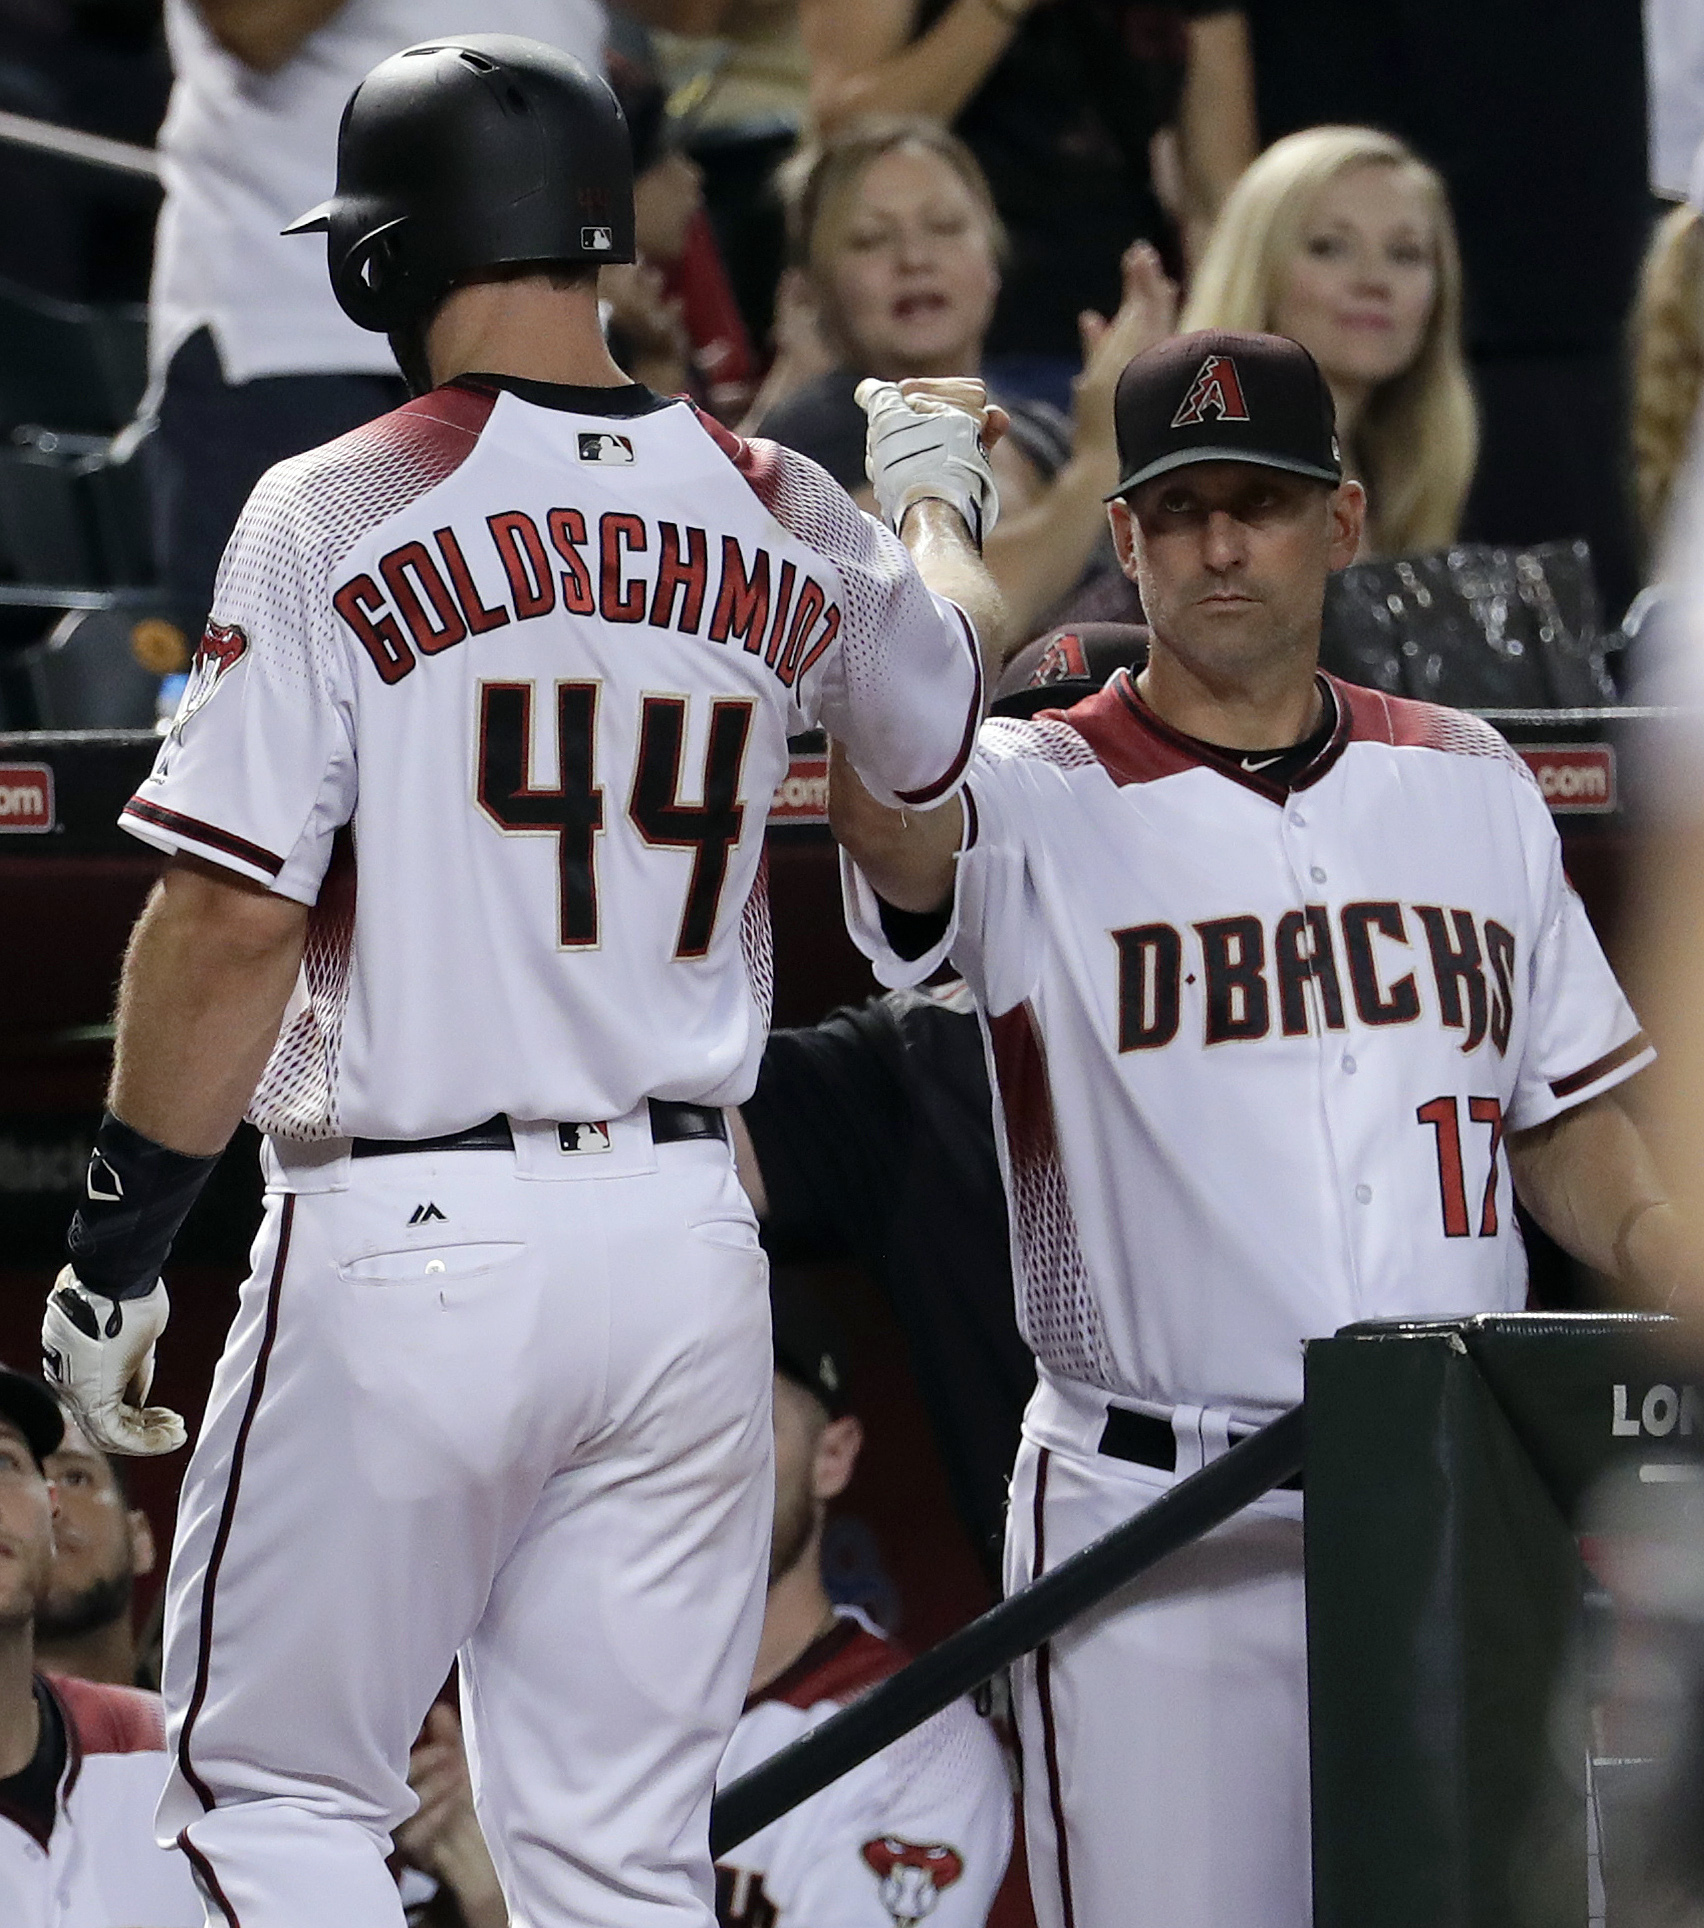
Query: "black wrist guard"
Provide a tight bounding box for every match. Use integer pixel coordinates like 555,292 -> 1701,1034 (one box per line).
64,1112 -> 220,1302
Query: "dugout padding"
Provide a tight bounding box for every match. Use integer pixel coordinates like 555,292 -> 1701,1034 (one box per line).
1305,1312 -> 1692,1928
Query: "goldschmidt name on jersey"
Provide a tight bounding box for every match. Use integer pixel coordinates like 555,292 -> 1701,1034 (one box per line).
331,506 -> 844,697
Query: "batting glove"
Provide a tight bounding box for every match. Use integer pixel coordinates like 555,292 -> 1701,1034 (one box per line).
43,1270 -> 186,1456
855,378 -> 1000,547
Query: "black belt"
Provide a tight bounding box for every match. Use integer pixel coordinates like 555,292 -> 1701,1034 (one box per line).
351,1099 -> 728,1159
1099,1405 -> 1304,1492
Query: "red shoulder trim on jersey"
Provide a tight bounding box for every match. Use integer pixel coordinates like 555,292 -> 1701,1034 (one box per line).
43,1674 -> 165,1758
122,798 -> 285,878
747,1619 -> 907,1713
1053,669 -> 1352,800
406,380 -> 501,439
1330,674 -> 1515,761
691,402 -> 785,501
1048,675 -> 1198,787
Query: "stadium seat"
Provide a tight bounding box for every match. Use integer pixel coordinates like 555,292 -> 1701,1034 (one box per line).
0,275 -> 148,437
0,442 -> 104,584
27,606 -> 161,729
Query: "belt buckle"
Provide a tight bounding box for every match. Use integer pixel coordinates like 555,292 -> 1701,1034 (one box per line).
557,1121 -> 612,1156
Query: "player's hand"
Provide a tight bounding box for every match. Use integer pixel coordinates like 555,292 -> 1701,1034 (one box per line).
855,376 -> 1006,548
42,1271 -> 186,1457
395,1704 -> 508,1928
1073,242 -> 1178,460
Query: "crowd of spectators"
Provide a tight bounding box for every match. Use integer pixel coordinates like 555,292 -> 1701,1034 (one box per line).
0,4 -> 1695,1925
0,0 -> 1683,659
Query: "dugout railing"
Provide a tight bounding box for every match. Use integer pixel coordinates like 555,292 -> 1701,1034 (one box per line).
711,1311 -> 1695,1928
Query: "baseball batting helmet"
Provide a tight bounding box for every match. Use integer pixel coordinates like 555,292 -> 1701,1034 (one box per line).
283,35 -> 636,336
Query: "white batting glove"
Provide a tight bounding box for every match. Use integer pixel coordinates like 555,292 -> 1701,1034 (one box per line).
42,1270 -> 186,1456
855,378 -> 1000,547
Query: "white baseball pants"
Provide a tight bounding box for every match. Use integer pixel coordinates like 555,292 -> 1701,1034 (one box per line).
1005,1375 -> 1309,1928
157,1118 -> 773,1928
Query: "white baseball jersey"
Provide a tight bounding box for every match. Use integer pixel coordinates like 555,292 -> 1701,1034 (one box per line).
122,380 -> 980,1141
845,670 -> 1651,1422
0,1675 -> 201,1927
715,1610 -> 1012,1928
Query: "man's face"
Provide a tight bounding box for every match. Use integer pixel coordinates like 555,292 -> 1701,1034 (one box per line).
0,1420 -> 56,1632
769,1373 -> 825,1586
39,1414 -> 151,1638
1110,462 -> 1364,686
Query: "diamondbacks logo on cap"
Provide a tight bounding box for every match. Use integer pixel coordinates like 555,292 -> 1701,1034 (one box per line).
1171,354 -> 1251,429
578,431 -> 634,465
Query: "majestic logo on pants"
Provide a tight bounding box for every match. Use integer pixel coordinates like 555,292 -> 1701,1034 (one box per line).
1171,354 -> 1250,428
861,1837 -> 965,1922
168,620 -> 250,745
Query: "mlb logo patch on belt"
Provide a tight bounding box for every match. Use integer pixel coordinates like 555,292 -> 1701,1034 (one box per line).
558,1121 -> 612,1155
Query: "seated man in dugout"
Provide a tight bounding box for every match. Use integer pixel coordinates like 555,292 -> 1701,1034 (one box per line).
0,1363 -> 201,1926
715,1274 -> 1013,1927
35,1407 -> 157,1690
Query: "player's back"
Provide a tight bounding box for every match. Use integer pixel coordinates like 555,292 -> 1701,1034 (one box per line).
124,378 -> 978,1140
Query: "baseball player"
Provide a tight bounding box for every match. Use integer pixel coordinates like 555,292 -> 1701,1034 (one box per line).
0,1363 -> 202,1927
40,37 -> 1003,1928
829,329 -> 1695,1928
715,1281 -> 1011,1928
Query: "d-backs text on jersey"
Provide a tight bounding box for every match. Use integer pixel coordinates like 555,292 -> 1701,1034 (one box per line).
1114,900 -> 1516,1054
329,508 -> 842,694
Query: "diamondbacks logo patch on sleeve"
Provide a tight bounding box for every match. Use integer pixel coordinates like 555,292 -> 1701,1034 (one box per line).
1171,354 -> 1251,428
168,619 -> 250,743
861,1837 -> 965,1923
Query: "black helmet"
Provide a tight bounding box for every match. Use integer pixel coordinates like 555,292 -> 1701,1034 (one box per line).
284,35 -> 636,335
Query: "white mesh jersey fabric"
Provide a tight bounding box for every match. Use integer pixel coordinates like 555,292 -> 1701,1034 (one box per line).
846,679 -> 1649,1421
987,1005 -> 1118,1391
124,387 -> 980,1141
978,714 -> 1102,773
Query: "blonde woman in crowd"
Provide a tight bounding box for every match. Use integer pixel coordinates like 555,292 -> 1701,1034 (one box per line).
1630,193 -> 1704,568
1183,124 -> 1477,559
752,116 -> 1175,649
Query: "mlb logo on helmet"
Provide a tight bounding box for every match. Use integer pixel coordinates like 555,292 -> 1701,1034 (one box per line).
578,432 -> 635,465
581,225 -> 614,251
1171,354 -> 1250,428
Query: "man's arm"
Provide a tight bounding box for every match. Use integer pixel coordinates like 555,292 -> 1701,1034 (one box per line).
828,742 -> 963,916
44,857 -> 307,1456
1175,11 -> 1257,266
801,0 -> 1037,134
827,379 -> 1004,916
192,0 -> 346,72
1507,1093 -> 1694,1307
111,856 -> 308,1157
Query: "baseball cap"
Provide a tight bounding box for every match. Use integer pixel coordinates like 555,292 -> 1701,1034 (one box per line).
1108,329 -> 1343,500
991,623 -> 1150,719
770,1273 -> 851,1419
0,1365 -> 63,1469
